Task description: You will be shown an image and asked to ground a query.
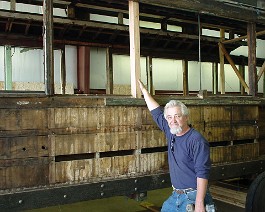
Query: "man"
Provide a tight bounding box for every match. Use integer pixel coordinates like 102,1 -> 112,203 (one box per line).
138,80 -> 215,212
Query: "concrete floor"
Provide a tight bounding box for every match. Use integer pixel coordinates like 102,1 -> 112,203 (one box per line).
27,187 -> 245,212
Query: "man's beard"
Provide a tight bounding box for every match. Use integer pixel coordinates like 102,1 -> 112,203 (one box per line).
170,126 -> 183,135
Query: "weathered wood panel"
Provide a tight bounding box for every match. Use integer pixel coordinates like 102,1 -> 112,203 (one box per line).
0,157 -> 50,189
141,129 -> 165,148
139,152 -> 168,174
211,142 -> 259,164
232,106 -> 258,140
54,155 -> 138,183
0,136 -> 49,159
0,109 -> 47,131
203,106 -> 232,142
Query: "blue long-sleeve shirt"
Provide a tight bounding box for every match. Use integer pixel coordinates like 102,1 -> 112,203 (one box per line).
151,107 -> 211,189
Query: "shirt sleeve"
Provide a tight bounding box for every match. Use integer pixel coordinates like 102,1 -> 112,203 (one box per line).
192,135 -> 211,179
150,107 -> 169,133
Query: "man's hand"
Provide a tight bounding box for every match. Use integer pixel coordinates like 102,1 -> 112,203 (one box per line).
138,79 -> 146,92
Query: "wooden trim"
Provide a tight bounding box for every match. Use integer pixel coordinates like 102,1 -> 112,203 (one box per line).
129,0 -> 141,98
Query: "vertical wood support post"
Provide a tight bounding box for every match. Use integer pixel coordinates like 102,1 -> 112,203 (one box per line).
4,46 -> 12,90
118,13 -> 124,25
239,65 -> 245,95
219,28 -> 225,94
43,0 -> 54,95
77,46 -> 90,94
60,47 -> 66,94
146,56 -> 154,95
263,71 -> 265,97
247,22 -> 257,96
106,47 -> 113,94
182,59 -> 189,96
129,0 -> 141,98
10,0 -> 16,11
212,62 -> 218,94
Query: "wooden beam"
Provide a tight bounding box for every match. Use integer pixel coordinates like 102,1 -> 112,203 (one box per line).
258,61 -> 265,82
146,56 -> 154,95
182,59 -> 189,96
129,0 -> 141,98
43,0 -> 54,95
10,0 -> 16,11
77,46 -> 90,94
139,0 -> 265,25
219,42 -> 249,94
247,23 -> 257,96
106,47 -> 114,94
4,46 -> 12,90
212,62 -> 218,95
60,47 -> 66,94
222,30 -> 265,44
239,65 -> 245,95
219,29 -> 225,94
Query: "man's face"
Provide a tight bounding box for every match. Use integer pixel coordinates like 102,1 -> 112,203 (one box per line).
166,106 -> 188,135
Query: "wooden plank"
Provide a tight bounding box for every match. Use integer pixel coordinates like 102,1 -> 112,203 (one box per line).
211,143 -> 259,164
129,0 -> 141,98
209,185 -> 246,208
141,130 -> 166,148
60,47 -> 66,94
0,157 -> 50,189
106,47 -> 114,95
247,23 -> 257,96
219,29 -> 225,94
139,0 -> 265,24
182,59 -> 189,96
0,109 -> 47,131
203,106 -> 232,142
139,152 -> 168,174
146,56 -> 154,95
43,0 -> 55,95
55,155 -> 138,183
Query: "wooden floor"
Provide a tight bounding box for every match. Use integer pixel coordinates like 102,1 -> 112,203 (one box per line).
26,185 -> 246,212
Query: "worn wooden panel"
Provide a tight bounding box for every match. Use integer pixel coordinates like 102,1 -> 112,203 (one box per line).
97,132 -> 137,152
141,107 -> 156,126
211,143 -> 259,164
232,125 -> 258,140
0,158 -> 50,189
55,155 -> 137,183
98,107 -> 139,128
259,106 -> 265,138
189,106 -> 204,132
55,159 -> 97,183
49,107 -> 99,130
52,132 -> 137,156
0,136 -> 49,159
141,129 -> 166,148
259,140 -> 265,155
98,155 -> 137,178
210,145 -> 232,164
232,106 -> 258,121
0,109 -> 47,131
204,106 -> 232,142
51,134 -> 98,156
139,152 -> 168,174
231,143 -> 259,162
232,106 -> 258,140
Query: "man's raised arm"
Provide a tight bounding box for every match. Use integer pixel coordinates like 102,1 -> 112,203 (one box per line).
138,79 -> 160,111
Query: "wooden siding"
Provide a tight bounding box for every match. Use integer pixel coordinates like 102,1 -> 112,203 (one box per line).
0,96 -> 262,191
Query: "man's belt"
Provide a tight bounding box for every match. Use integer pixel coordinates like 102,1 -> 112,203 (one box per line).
173,187 -> 195,194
